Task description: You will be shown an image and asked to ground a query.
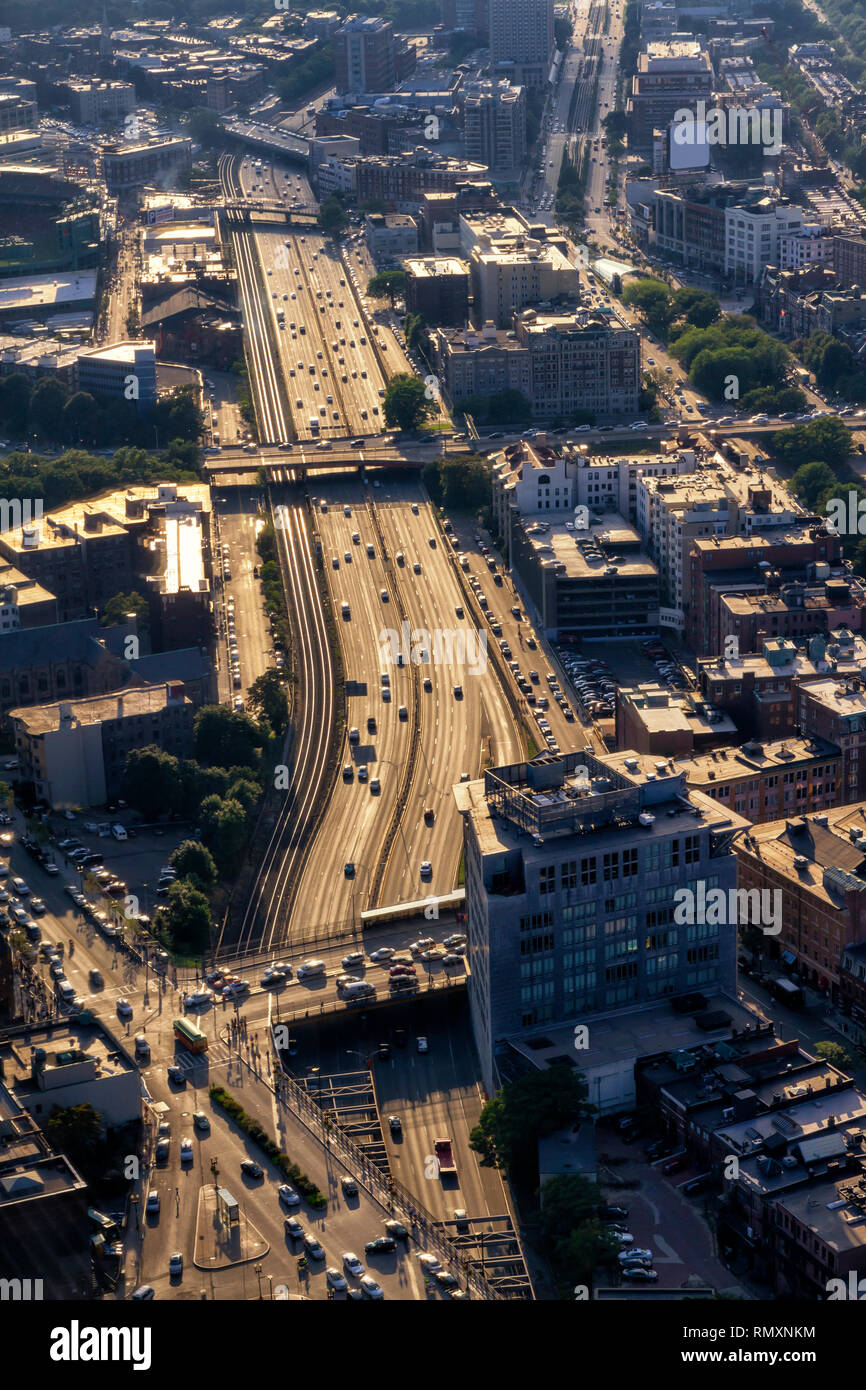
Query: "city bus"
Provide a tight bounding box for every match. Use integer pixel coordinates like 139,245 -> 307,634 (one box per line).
173,1016 -> 209,1053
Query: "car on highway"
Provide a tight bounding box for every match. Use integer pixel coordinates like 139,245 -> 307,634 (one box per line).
344,862 -> 355,877
169,1252 -> 183,1277
342,952 -> 364,969
341,1175 -> 359,1197
261,967 -> 287,987
417,1252 -> 441,1272
369,947 -> 394,962
285,1216 -> 304,1239
419,861 -> 433,880
146,1191 -> 160,1216
342,1252 -> 364,1277
388,1115 -> 402,1135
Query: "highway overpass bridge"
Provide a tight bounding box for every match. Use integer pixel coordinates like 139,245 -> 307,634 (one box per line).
223,116 -> 311,166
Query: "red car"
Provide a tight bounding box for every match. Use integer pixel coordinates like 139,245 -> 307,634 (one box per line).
662,1155 -> 687,1176
389,964 -> 416,978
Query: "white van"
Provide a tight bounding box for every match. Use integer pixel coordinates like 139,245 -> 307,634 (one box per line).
297,959 -> 326,980
342,981 -> 374,1000
111,824 -> 128,841
57,980 -> 76,1004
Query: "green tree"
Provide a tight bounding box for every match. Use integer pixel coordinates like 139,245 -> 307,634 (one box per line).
0,372 -> 31,436
621,277 -> 674,329
156,878 -> 212,955
539,1174 -> 600,1244
246,669 -> 288,736
367,270 -> 406,306
558,1222 -> 623,1286
169,839 -> 217,890
814,1039 -> 857,1073
487,388 -> 532,426
149,385 -> 203,444
100,590 -> 150,631
672,286 -> 721,328
29,376 -> 67,441
193,705 -> 262,769
198,795 -> 248,875
226,777 -> 261,814
62,391 -> 101,445
121,746 -> 179,820
791,460 -> 839,510
383,374 -> 435,432
45,1102 -> 104,1164
773,417 -> 852,471
404,311 -> 430,356
469,1065 -> 591,1175
184,107 -> 228,150
317,194 -> 348,235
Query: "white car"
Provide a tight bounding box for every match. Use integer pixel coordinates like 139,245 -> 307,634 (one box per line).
369,947 -> 394,962
184,990 -> 213,1008
180,1138 -> 193,1162
342,1252 -> 364,1277
279,1183 -> 301,1207
360,1275 -> 384,1299
417,1252 -> 441,1272
326,1266 -> 348,1291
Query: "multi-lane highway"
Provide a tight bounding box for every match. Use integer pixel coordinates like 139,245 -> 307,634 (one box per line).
288,476 -> 521,940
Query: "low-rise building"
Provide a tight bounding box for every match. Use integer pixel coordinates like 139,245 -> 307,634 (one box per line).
100,137 -> 193,193
510,511 -> 659,638
434,310 -> 639,417
66,80 -> 135,125
697,629 -> 866,741
77,340 -> 157,413
363,211 -> 418,264
734,802 -> 866,1000
686,525 -> 844,656
666,736 -> 842,822
403,255 -> 470,326
10,681 -> 195,809
616,684 -> 738,755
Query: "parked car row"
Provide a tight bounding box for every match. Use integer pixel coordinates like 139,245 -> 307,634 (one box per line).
558,650 -> 617,719
640,638 -> 689,693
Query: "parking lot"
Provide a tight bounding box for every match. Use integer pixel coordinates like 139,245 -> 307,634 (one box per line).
554,637 -> 694,727
46,816 -> 189,925
596,1124 -> 744,1294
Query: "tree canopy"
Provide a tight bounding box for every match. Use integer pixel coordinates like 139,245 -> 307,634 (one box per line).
469,1064 -> 592,1175
193,705 -> 263,770
383,374 -> 436,432
169,839 -> 217,891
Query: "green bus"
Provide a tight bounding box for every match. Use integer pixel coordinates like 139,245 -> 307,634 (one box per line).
173,1016 -> 208,1054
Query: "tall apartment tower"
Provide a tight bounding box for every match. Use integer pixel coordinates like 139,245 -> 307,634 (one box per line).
488,0 -> 554,87
334,15 -> 397,95
463,80 -> 527,178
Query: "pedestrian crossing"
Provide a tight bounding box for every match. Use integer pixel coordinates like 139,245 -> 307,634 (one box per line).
172,1039 -> 232,1070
